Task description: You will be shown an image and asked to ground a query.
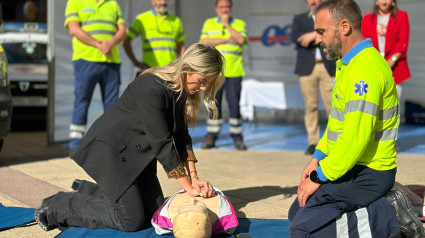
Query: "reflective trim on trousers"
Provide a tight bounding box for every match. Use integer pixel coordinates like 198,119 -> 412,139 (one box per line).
229,126 -> 243,134
207,125 -> 221,133
69,124 -> 86,139
229,117 -> 243,134
354,208 -> 372,238
229,118 -> 242,125
336,213 -> 349,237
207,118 -> 224,125
335,207 -> 373,238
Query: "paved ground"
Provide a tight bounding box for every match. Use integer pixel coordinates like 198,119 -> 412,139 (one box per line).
1,131 -> 424,238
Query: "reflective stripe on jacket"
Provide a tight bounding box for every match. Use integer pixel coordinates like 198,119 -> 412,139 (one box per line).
200,17 -> 247,77
126,10 -> 185,67
65,0 -> 125,63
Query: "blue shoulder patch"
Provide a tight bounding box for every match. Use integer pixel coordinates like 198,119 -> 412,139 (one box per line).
354,80 -> 368,96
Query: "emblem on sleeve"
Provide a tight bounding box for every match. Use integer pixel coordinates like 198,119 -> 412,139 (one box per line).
354,80 -> 368,96
335,94 -> 340,101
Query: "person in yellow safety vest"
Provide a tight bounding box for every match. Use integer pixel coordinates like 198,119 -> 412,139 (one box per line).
200,0 -> 248,151
123,0 -> 186,75
289,1 -> 425,237
65,0 -> 126,150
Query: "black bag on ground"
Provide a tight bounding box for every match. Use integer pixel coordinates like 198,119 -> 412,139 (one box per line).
405,101 -> 425,125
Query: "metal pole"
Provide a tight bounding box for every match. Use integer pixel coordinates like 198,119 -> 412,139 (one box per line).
46,0 -> 55,145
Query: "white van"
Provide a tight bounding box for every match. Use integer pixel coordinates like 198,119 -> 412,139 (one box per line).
0,22 -> 48,127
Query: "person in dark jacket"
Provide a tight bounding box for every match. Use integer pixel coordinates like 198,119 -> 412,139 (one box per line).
34,43 -> 225,232
291,0 -> 336,155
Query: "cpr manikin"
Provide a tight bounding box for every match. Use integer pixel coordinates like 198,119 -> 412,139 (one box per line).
172,198 -> 212,238
151,187 -> 238,236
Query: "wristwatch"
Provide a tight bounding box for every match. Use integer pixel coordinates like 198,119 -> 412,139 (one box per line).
391,55 -> 398,62
309,170 -> 325,184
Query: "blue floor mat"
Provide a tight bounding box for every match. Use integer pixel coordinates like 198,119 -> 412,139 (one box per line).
0,205 -> 290,237
190,122 -> 425,154
57,218 -> 290,238
0,204 -> 35,231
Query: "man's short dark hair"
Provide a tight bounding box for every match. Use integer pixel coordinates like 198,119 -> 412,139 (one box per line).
314,0 -> 362,30
215,0 -> 232,7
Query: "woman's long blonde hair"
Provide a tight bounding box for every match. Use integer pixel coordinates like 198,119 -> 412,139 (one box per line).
142,43 -> 225,128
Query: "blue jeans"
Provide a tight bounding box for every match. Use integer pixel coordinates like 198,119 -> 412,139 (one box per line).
69,60 -> 121,149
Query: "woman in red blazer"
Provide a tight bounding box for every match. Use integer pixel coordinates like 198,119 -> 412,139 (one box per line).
362,0 -> 410,97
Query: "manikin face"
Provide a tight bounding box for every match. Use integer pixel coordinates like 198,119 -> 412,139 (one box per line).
376,0 -> 394,14
172,198 -> 212,238
184,73 -> 212,95
151,0 -> 168,14
315,9 -> 342,60
178,198 -> 209,214
307,0 -> 322,11
216,0 -> 232,17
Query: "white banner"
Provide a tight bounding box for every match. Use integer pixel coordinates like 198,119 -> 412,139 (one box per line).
246,15 -> 296,76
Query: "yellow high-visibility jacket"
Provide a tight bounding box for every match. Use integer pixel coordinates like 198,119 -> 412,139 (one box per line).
314,39 -> 399,182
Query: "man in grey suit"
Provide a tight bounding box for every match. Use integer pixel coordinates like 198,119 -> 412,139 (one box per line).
292,0 -> 336,155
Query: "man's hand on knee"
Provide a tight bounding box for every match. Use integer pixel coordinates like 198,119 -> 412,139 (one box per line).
297,179 -> 321,207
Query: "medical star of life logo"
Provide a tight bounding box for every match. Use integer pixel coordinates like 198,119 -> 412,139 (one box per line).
354,80 -> 368,96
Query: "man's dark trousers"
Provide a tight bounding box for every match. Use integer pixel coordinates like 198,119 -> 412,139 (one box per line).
288,165 -> 397,237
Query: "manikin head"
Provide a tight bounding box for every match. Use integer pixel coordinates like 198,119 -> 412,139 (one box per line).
172,198 -> 212,238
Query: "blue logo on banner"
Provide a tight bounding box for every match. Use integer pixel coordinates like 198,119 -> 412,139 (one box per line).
262,25 -> 292,47
354,80 -> 369,96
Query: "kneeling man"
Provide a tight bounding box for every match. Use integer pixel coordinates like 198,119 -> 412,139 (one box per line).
288,1 -> 424,237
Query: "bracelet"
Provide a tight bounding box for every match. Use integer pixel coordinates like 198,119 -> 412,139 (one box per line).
391,55 -> 399,62
190,170 -> 197,174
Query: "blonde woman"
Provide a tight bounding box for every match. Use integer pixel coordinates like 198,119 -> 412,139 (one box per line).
35,43 -> 225,232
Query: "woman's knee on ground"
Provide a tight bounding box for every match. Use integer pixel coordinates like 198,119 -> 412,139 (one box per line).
118,213 -> 145,232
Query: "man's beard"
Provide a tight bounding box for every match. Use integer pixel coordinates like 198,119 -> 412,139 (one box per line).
321,31 -> 342,60
155,6 -> 167,14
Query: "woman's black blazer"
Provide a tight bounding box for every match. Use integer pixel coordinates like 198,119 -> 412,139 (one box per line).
71,74 -> 192,201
